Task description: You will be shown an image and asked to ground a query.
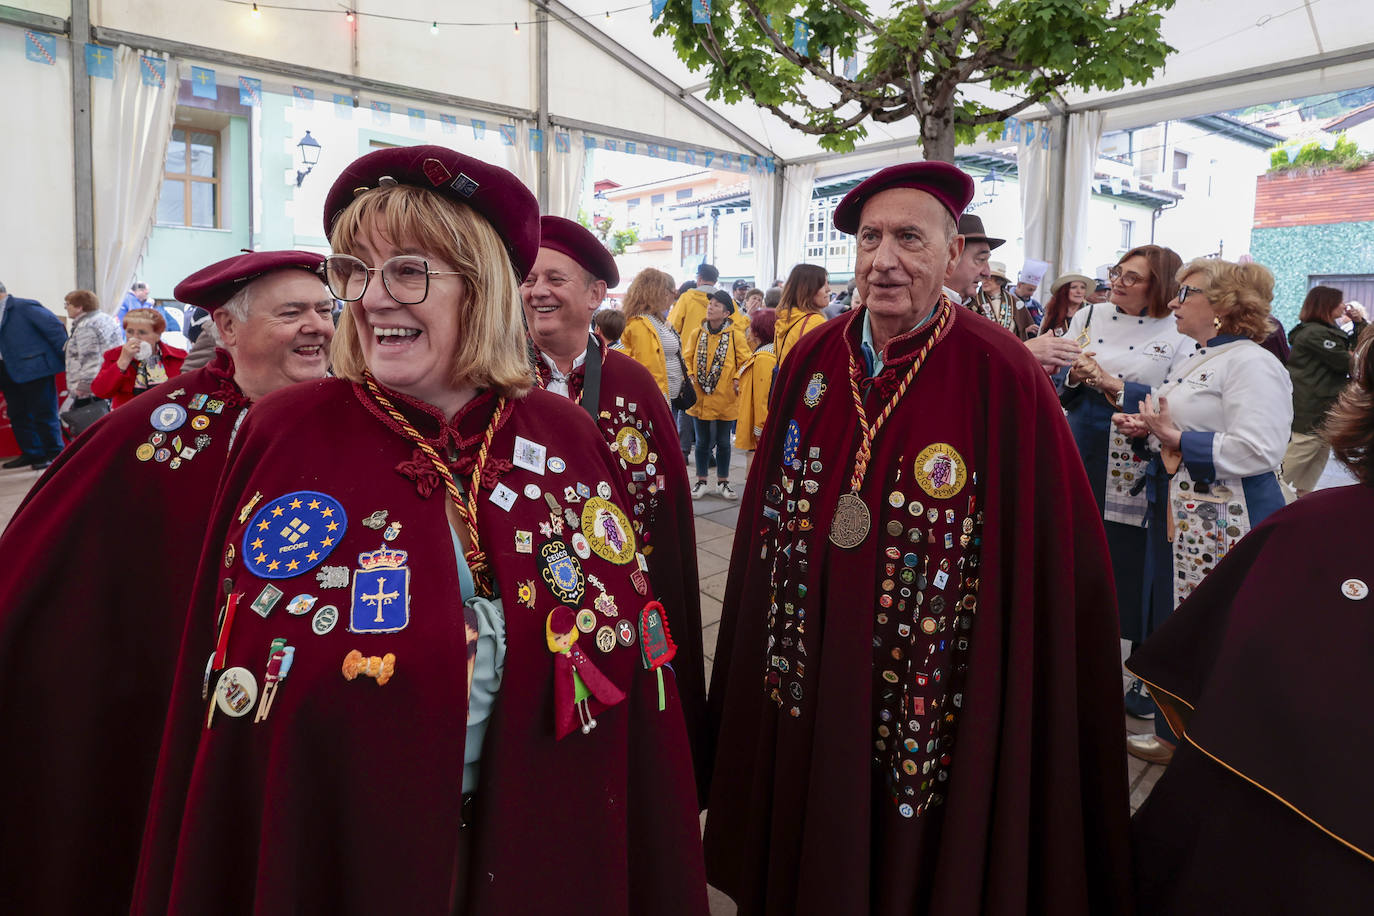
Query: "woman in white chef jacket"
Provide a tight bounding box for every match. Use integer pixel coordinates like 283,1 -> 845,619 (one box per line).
1111,257 -> 1293,762
1059,245 -> 1187,659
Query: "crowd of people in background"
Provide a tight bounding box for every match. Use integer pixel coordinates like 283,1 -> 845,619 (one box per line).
1,146 -> 1371,915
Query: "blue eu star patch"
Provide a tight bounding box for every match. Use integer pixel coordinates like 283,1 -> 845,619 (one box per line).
242,491 -> 348,579
782,420 -> 801,468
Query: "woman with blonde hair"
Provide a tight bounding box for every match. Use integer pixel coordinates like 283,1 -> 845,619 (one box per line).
1113,258 -> 1292,764
773,263 -> 830,367
134,146 -> 708,915
619,266 -> 684,404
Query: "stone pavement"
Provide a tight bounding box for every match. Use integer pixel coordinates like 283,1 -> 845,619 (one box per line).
0,449 -> 1356,915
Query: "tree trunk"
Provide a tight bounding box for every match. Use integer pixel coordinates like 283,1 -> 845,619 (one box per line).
922,114 -> 957,163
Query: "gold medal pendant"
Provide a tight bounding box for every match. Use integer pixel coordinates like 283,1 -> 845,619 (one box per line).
829,491 -> 871,549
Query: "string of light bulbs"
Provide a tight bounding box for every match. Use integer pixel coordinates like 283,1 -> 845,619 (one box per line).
232,0 -> 647,32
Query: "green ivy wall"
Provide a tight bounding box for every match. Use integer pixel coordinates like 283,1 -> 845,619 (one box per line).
1250,220 -> 1374,329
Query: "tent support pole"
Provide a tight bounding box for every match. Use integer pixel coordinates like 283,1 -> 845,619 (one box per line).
71,0 -> 95,290
536,2 -> 550,212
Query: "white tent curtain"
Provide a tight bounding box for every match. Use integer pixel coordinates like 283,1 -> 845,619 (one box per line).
505,123 -> 539,200
1018,119 -> 1052,276
90,46 -> 179,315
775,162 -> 816,283
1062,111 -> 1107,276
547,128 -> 587,219
748,169 -> 777,289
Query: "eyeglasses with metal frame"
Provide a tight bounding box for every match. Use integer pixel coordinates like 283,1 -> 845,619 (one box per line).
322,254 -> 462,305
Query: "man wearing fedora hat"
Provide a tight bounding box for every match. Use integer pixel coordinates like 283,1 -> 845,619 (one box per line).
0,250 -> 335,913
944,213 -> 1005,313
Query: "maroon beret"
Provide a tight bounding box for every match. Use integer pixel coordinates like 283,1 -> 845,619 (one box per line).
173,250 -> 326,312
538,215 -> 619,287
322,144 -> 539,278
832,161 -> 975,234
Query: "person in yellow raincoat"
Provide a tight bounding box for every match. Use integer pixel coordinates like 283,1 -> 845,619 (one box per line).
773,263 -> 830,367
733,308 -> 778,469
683,295 -> 752,500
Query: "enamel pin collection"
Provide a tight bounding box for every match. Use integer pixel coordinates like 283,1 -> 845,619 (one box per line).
203,423 -> 676,741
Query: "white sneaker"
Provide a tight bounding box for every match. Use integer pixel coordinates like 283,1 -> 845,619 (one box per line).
717,481 -> 738,500
691,480 -> 710,500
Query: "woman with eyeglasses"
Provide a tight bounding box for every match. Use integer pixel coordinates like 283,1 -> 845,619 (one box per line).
134,146 -> 708,915
1111,259 -> 1291,765
1056,245 -> 1188,716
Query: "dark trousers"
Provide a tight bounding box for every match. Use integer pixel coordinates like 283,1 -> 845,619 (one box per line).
0,363 -> 62,458
675,407 -> 695,458
692,417 -> 733,480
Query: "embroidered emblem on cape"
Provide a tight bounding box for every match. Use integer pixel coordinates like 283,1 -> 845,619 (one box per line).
243,491 -> 348,579
782,420 -> 801,468
913,444 -> 968,500
614,426 -> 649,465
638,600 -> 677,670
349,546 -> 411,633
803,373 -> 827,408
539,540 -> 585,605
580,497 -> 636,565
1341,578 -> 1369,600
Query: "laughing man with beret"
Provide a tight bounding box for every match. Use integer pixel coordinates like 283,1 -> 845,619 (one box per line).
0,250 -> 334,913
521,215 -> 708,796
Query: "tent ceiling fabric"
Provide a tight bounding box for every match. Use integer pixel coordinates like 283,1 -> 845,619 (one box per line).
558,0 -> 1374,164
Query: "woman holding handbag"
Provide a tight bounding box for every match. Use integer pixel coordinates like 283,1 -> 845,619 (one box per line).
1058,245 -> 1188,718
60,289 -> 121,435
1111,258 -> 1292,764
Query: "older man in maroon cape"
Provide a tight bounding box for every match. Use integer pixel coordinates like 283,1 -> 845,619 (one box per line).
703,163 -> 1132,915
0,250 -> 333,914
522,214 -> 707,790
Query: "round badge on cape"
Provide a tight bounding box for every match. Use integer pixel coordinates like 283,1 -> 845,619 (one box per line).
311,604 -> 339,635
580,496 -> 636,565
614,427 -> 649,465
150,403 -> 188,432
242,491 -> 348,579
1341,578 -> 1369,600
214,667 -> 258,717
913,443 -> 968,500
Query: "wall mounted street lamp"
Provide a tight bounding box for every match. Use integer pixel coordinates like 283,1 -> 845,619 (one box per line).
982,167 -> 1004,199
296,130 -> 322,187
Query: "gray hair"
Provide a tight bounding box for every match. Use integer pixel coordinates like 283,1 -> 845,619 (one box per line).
131,281 -> 148,292
219,283 -> 255,322
0,280 -> 6,294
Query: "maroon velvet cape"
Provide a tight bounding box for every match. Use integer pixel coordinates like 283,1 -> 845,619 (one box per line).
0,349 -> 248,914
1127,484 -> 1374,913
704,304 -> 1132,915
133,379 -> 707,915
533,340 -> 708,793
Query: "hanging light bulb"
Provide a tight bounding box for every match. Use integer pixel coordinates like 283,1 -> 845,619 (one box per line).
513,20 -> 520,33
345,9 -> 354,23
431,20 -> 438,35
251,2 -> 260,18
605,10 -> 611,19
